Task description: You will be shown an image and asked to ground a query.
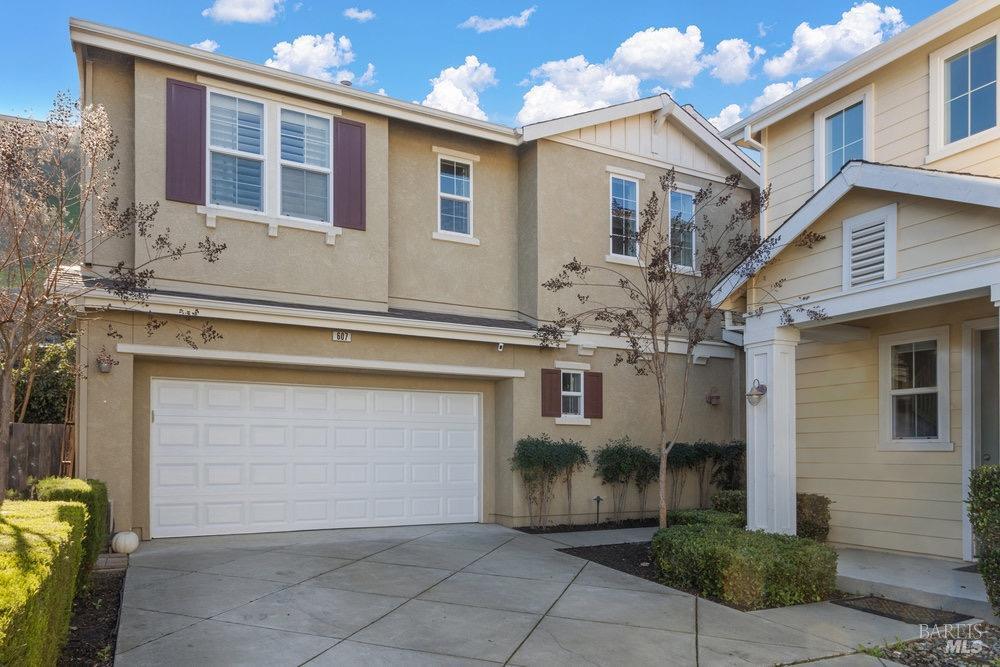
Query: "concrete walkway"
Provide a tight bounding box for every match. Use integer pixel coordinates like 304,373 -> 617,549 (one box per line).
117,523 -> 926,666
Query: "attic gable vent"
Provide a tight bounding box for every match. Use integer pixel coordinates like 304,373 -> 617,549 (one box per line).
842,203 -> 897,290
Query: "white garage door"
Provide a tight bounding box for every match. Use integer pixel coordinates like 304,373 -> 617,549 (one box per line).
149,379 -> 481,538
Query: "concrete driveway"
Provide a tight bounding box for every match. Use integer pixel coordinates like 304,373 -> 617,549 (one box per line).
116,523 -> 921,665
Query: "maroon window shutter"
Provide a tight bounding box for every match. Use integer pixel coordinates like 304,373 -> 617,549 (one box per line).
165,79 -> 206,205
334,117 -> 366,230
541,369 -> 561,417
584,372 -> 603,419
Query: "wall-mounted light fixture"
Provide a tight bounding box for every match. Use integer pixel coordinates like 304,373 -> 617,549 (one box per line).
746,379 -> 767,406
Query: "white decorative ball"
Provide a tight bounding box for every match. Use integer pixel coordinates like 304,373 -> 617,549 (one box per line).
111,531 -> 140,554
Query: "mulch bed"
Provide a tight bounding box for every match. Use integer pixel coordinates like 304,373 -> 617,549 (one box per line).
517,518 -> 658,534
558,541 -> 663,584
866,623 -> 1000,666
59,569 -> 126,666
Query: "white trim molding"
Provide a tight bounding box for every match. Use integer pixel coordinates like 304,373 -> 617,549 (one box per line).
554,360 -> 591,370
606,165 -> 646,180
432,145 -> 480,162
813,85 -> 874,190
197,205 -> 344,245
432,230 -> 480,246
117,343 -> 527,379
877,326 -> 953,452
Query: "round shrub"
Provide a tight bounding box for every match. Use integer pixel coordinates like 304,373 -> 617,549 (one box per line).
796,493 -> 832,541
968,464 -> 1000,615
711,490 -> 747,517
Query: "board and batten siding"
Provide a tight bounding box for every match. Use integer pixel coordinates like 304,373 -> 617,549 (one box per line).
796,298 -> 995,558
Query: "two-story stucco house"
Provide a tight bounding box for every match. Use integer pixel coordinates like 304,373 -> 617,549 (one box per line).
68,20 -> 759,539
715,0 -> 1000,561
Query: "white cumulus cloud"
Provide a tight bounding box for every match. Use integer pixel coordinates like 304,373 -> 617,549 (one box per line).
459,6 -> 536,33
610,25 -> 705,88
702,39 -> 765,85
343,7 -> 375,22
421,56 -> 498,120
190,39 -> 221,53
202,0 -> 282,23
709,103 -> 743,130
749,77 -> 813,112
265,33 -> 355,81
764,3 -> 906,78
517,55 -> 640,125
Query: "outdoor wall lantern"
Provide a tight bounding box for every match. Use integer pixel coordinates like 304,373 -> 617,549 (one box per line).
745,379 -> 767,406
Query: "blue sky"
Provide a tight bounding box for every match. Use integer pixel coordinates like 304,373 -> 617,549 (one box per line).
2,0 -> 951,129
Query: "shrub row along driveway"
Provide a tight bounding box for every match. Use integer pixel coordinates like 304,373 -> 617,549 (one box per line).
117,523 -> 921,665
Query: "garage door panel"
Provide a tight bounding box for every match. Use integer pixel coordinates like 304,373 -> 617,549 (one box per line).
151,379 -> 481,537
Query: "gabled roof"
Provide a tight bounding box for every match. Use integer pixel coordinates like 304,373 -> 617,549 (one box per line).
723,0 -> 1000,140
710,160 -> 1000,307
520,94 -> 759,185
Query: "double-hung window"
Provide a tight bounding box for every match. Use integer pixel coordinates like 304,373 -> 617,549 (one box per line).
439,158 -> 472,235
878,327 -> 952,451
208,93 -> 264,212
824,102 -> 864,181
945,37 -> 997,143
669,190 -> 695,269
561,371 -> 584,417
279,109 -> 331,222
610,176 -> 638,257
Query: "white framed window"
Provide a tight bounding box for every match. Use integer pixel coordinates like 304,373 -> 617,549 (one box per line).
438,156 -> 473,236
929,20 -> 1000,162
669,189 -> 696,270
208,92 -> 265,212
278,107 -> 332,223
841,203 -> 897,290
561,370 -> 584,417
609,175 -> 639,258
812,85 -> 873,189
878,326 -> 953,451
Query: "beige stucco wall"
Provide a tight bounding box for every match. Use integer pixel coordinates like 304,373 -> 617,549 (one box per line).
762,6 -> 1000,231
79,313 -> 738,536
796,298 -> 996,558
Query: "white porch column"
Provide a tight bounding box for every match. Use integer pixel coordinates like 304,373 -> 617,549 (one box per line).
744,324 -> 800,535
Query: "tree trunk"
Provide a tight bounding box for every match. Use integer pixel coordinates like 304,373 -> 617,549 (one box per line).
0,370 -> 14,503
565,473 -> 573,526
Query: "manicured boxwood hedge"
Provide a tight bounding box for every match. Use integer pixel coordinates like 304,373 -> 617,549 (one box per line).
35,477 -> 108,581
651,524 -> 837,610
710,489 -> 832,541
0,500 -> 87,666
668,508 -> 744,528
968,465 -> 1000,615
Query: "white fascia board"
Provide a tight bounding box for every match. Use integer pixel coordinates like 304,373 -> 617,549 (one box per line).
566,330 -> 736,360
81,291 -> 551,347
519,96 -> 666,141
710,162 -> 1000,307
69,19 -> 519,146
117,344 -> 526,379
724,0 -> 1000,139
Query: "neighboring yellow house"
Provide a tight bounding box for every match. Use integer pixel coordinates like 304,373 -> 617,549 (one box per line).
716,0 -> 1000,561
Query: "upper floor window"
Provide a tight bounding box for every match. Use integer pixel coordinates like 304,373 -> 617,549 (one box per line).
669,190 -> 695,269
945,37 -> 997,143
610,175 -> 638,257
439,158 -> 472,235
279,109 -> 331,223
561,370 -> 584,417
812,86 -> 872,189
209,93 -> 264,212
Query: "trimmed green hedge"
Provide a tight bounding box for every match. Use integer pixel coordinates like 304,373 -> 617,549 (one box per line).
651,524 -> 837,610
668,509 -> 744,528
710,489 -> 832,541
968,465 -> 1000,615
35,478 -> 108,580
0,500 -> 87,666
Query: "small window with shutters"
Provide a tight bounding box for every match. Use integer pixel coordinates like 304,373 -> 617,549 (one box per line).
841,203 -> 897,291
541,368 -> 602,421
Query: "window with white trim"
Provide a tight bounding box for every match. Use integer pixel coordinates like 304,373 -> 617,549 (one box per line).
669,190 -> 695,269
610,175 -> 638,257
945,37 -> 997,144
208,92 -> 264,212
279,108 -> 331,222
561,370 -> 584,417
438,157 -> 472,235
812,86 -> 872,188
878,327 -> 952,451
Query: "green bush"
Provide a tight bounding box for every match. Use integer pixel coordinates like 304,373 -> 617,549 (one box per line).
594,437 -> 659,519
797,493 -> 832,542
512,435 -> 592,528
0,500 -> 87,666
968,465 -> 1000,615
668,509 -> 744,528
35,478 -> 108,580
13,340 -> 76,424
651,524 -> 837,610
711,489 -> 747,516
710,440 -> 745,491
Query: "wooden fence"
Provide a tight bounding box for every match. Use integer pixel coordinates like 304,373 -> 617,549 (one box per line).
6,423 -> 72,493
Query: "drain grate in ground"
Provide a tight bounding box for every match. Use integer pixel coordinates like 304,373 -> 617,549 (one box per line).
832,596 -> 973,625
955,563 -> 979,573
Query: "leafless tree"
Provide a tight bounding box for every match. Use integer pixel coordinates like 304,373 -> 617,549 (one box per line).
537,169 -> 825,528
0,94 -> 227,495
